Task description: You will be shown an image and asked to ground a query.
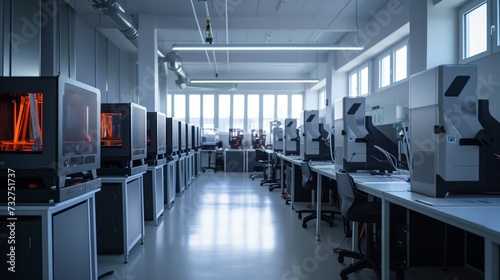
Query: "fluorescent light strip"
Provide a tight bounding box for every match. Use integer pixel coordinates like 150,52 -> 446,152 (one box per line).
172,44 -> 363,51
190,79 -> 319,84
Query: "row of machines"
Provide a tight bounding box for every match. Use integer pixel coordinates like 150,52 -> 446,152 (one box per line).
0,76 -> 203,278
334,64 -> 500,198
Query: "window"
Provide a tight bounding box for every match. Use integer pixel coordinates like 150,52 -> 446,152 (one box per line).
203,94 -> 215,128
394,45 -> 407,82
232,94 -> 244,129
359,66 -> 369,95
247,95 -> 260,132
262,95 -> 275,133
277,95 -> 288,120
349,72 -> 358,97
189,94 -> 200,126
349,63 -> 370,97
459,0 -> 493,63
376,39 -> 408,90
218,95 -> 230,132
291,94 -> 303,126
379,54 -> 391,88
173,94 -> 186,121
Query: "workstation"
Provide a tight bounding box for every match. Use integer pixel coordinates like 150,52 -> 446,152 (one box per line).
1,1 -> 500,280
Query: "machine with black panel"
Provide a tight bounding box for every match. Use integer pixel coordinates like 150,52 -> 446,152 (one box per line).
0,76 -> 101,204
229,128 -> 244,149
146,112 -> 166,166
334,97 -> 398,172
409,64 -> 500,197
270,120 -> 283,152
99,102 -> 147,176
283,118 -> 299,155
166,117 -> 179,156
300,110 -> 331,161
178,120 -> 187,153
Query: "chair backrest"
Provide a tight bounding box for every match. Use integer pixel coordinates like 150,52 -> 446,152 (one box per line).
255,149 -> 268,161
300,161 -> 316,190
335,170 -> 357,219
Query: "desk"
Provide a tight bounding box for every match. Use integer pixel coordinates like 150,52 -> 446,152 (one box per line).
382,191 -> 500,280
277,154 -> 303,209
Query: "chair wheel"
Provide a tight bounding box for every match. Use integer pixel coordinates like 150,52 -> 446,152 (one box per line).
297,213 -> 302,219
302,223 -> 307,228
338,255 -> 344,263
341,275 -> 348,280
251,178 -> 254,180
268,187 -> 273,192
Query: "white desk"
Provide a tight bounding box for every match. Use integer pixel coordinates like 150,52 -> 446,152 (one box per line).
381,191 -> 500,280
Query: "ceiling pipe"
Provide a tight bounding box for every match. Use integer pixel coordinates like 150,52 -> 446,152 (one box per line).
91,0 -> 138,46
91,0 -> 189,89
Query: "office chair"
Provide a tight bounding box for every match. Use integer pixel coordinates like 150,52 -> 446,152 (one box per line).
335,170 -> 405,280
295,161 -> 338,229
249,149 -> 266,180
259,151 -> 280,187
267,152 -> 282,191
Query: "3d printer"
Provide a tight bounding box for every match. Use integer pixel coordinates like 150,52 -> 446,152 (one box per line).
300,110 -> 332,161
409,64 -> 500,197
334,97 -> 398,172
251,129 -> 266,149
229,128 -> 244,149
166,117 -> 179,156
283,118 -> 299,155
0,76 -> 101,203
201,128 -> 218,150
147,112 -> 167,165
99,102 -> 147,176
270,120 -> 283,152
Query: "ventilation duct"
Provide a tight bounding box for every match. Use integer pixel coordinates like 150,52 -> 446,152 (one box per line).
165,51 -> 190,89
91,0 -> 138,46
91,0 -> 235,90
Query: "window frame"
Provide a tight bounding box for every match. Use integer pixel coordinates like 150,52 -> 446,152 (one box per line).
459,0 -> 492,64
349,62 -> 371,97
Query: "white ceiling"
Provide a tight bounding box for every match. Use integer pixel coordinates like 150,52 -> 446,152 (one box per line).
70,0 -> 389,90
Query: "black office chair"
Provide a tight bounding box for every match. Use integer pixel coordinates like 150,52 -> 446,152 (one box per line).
267,152 -> 282,192
295,161 -> 338,229
335,170 -> 405,280
249,149 -> 267,180
259,152 -> 280,187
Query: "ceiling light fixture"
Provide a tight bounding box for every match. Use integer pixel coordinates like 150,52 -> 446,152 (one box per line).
190,79 -> 319,84
172,44 -> 363,51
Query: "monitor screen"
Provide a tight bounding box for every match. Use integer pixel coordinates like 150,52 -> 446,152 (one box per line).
101,112 -> 123,147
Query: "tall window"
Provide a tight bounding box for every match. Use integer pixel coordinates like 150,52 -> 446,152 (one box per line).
262,95 -> 275,133
291,94 -> 303,126
173,94 -> 186,121
232,94 -> 244,129
377,39 -> 408,90
460,0 -> 491,63
247,95 -> 260,132
379,54 -> 391,88
277,95 -> 288,120
394,44 -> 408,82
189,94 -> 201,126
203,94 -> 215,128
349,63 -> 370,97
218,95 -> 230,132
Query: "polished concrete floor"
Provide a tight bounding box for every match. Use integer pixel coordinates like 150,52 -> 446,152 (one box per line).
97,171 -> 483,280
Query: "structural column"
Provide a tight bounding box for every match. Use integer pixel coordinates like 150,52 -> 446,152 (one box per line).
138,14 -> 160,112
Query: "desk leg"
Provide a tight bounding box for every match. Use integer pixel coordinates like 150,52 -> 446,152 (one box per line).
280,158 -> 284,193
381,197 -> 390,280
485,237 -> 499,280
291,166 -> 296,210
316,174 -> 322,241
